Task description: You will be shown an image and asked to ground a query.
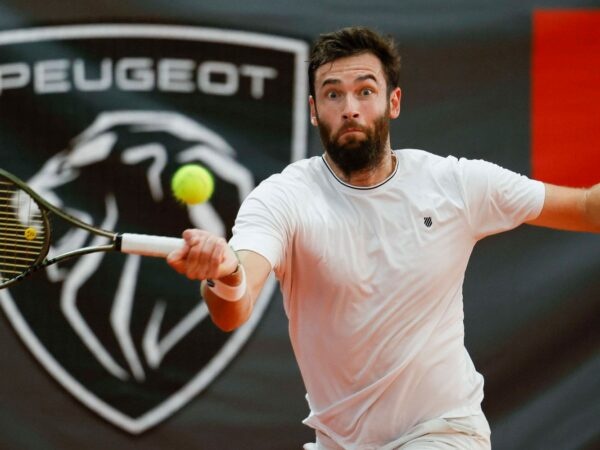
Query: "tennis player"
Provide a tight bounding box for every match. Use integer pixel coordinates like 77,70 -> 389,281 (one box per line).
168,27 -> 600,449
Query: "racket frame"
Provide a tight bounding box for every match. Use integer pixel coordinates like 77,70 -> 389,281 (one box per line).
0,168 -> 119,288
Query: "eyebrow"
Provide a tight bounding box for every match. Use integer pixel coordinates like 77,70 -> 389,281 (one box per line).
320,74 -> 379,88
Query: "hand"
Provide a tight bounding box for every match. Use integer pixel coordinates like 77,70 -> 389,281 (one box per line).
167,229 -> 239,281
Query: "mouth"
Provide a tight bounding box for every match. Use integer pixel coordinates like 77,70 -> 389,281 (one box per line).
338,127 -> 365,138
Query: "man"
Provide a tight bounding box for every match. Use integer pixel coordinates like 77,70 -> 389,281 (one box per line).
168,27 -> 599,449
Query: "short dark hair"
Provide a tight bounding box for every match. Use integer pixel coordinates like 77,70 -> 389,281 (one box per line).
308,26 -> 401,99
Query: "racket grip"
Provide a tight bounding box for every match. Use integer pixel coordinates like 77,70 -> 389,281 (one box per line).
117,233 -> 184,258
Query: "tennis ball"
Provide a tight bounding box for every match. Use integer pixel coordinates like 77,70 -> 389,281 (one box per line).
24,227 -> 37,240
171,164 -> 214,205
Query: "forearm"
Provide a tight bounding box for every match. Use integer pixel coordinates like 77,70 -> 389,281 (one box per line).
528,183 -> 600,232
201,266 -> 253,332
584,183 -> 600,229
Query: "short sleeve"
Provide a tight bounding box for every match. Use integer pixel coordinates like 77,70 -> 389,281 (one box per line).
228,177 -> 294,271
454,158 -> 545,239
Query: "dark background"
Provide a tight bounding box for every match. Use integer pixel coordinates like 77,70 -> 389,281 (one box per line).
0,1 -> 598,449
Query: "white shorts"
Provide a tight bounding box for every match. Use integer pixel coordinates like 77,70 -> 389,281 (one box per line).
303,412 -> 491,450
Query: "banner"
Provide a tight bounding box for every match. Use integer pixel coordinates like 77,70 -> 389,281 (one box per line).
0,4 -> 598,450
0,23 -> 308,435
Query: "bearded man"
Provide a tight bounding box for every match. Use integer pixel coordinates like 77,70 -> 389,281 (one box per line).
168,27 -> 600,449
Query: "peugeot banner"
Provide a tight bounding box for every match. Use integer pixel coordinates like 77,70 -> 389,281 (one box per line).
0,2 -> 598,450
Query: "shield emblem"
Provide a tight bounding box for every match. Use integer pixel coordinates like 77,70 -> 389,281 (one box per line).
0,24 -> 308,433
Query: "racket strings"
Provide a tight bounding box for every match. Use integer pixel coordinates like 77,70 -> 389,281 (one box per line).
0,179 -> 47,282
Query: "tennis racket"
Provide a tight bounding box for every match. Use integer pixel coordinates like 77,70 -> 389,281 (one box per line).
0,167 -> 184,289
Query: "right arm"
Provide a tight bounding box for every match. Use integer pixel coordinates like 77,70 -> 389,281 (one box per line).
201,249 -> 271,331
167,229 -> 272,332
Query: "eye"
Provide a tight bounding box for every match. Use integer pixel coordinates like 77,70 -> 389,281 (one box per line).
360,88 -> 374,96
326,90 -> 339,99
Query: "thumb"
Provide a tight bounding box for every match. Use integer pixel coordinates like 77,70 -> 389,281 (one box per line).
217,245 -> 241,279
167,245 -> 189,274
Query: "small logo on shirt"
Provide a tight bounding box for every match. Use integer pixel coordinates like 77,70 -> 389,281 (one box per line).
424,217 -> 433,228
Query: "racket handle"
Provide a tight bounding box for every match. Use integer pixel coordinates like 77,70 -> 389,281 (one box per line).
117,233 -> 184,258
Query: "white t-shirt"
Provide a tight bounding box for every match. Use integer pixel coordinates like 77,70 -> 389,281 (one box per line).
229,149 -> 545,449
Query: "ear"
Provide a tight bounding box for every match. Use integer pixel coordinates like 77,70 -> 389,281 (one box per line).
389,87 -> 401,119
308,96 -> 318,126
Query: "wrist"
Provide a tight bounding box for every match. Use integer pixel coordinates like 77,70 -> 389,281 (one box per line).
220,262 -> 241,281
587,184 -> 600,227
206,264 -> 247,302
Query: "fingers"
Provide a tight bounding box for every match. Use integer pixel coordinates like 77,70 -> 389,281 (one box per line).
185,234 -> 226,280
166,244 -> 190,275
167,229 -> 231,281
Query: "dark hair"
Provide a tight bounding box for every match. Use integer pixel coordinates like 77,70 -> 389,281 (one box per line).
308,26 -> 401,98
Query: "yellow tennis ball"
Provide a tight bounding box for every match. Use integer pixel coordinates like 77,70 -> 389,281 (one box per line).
171,164 -> 214,205
24,227 -> 37,240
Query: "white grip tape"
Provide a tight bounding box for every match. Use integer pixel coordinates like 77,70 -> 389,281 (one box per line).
207,265 -> 247,302
120,233 -> 183,258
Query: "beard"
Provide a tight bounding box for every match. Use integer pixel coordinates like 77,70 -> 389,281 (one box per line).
318,109 -> 390,178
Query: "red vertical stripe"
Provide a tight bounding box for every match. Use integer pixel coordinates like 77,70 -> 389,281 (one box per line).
532,10 -> 600,187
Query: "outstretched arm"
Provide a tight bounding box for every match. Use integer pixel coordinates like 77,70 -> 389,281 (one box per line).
201,250 -> 271,331
167,229 -> 272,331
527,183 -> 600,232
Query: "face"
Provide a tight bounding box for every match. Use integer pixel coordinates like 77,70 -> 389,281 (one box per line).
309,52 -> 401,176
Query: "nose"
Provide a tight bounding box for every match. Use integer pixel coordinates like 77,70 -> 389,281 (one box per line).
342,97 -> 360,120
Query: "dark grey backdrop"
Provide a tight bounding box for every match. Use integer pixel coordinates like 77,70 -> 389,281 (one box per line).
0,1 -> 598,449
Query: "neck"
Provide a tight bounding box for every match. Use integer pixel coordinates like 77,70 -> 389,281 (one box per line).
324,145 -> 396,187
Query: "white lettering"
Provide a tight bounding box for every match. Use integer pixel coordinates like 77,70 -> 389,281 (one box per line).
34,59 -> 70,94
198,61 -> 239,96
73,58 -> 113,91
115,58 -> 154,91
158,59 -> 195,93
0,58 -> 279,97
240,65 -> 278,99
0,63 -> 30,94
